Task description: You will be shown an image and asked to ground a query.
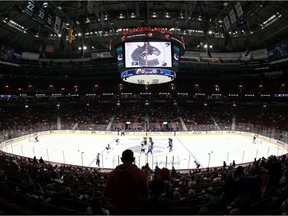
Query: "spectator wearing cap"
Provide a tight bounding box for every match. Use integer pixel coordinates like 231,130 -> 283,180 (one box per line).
104,149 -> 149,214
157,168 -> 174,200
138,177 -> 173,215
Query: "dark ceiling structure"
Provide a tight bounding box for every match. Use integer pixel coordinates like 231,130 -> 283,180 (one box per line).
1,1 -> 288,59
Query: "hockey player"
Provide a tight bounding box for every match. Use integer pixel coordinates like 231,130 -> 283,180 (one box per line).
253,135 -> 257,144
167,138 -> 173,152
106,144 -> 111,151
147,145 -> 153,155
34,133 -> 39,142
96,153 -> 100,166
120,129 -> 125,136
116,138 -> 120,145
194,160 -> 200,168
140,144 -> 146,154
143,137 -> 147,145
149,137 -> 153,145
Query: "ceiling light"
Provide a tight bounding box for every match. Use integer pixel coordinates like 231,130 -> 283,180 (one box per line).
208,30 -> 213,34
130,13 -> 136,18
152,12 -> 157,18
119,14 -> 124,19
42,2 -> 48,8
165,12 -> 170,18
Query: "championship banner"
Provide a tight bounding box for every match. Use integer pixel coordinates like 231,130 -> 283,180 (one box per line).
54,16 -> 61,34
44,14 -> 53,30
36,6 -> 45,24
59,22 -> 67,50
24,0 -> 35,16
68,28 -> 73,45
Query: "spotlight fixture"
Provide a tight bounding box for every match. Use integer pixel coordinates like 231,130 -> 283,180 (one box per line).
151,12 -> 157,18
42,2 -> 48,8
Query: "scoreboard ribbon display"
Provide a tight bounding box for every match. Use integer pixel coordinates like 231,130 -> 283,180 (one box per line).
121,69 -> 176,85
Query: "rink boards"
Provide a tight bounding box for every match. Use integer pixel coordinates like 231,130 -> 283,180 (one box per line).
0,130 -> 288,170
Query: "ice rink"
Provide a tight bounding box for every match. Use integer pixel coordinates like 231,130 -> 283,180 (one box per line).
1,132 -> 287,170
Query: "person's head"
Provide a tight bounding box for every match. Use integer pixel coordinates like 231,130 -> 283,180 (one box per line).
198,207 -> 210,215
229,208 -> 241,215
173,190 -> 181,201
121,149 -> 135,163
158,168 -> 170,180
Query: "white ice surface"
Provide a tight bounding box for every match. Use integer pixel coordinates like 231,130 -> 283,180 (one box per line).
2,133 -> 287,170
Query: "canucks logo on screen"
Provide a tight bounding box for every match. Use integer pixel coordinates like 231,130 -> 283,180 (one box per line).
116,46 -> 124,70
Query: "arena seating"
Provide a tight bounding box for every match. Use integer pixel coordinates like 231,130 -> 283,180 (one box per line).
0,102 -> 288,214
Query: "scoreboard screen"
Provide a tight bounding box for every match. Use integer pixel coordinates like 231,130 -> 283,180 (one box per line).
111,29 -> 185,85
125,42 -> 172,68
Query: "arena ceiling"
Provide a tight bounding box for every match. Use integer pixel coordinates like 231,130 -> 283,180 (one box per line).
1,1 -> 288,59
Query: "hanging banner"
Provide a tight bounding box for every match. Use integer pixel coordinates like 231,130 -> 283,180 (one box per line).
68,28 -> 73,45
59,22 -> 67,50
24,0 -> 36,16
36,5 -> 45,24
54,16 -> 61,34
44,14 -> 53,30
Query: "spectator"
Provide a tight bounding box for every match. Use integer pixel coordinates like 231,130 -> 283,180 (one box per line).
138,177 -> 173,215
157,168 -> 174,200
239,165 -> 261,205
39,157 -> 44,164
199,206 -> 210,215
229,207 -> 241,215
282,198 -> 288,215
104,149 -> 149,214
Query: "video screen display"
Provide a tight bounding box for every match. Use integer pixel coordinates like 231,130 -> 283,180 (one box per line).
116,45 -> 124,71
125,42 -> 172,68
173,44 -> 180,71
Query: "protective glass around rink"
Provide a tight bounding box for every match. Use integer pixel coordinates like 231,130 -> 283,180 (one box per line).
1,130 -> 287,170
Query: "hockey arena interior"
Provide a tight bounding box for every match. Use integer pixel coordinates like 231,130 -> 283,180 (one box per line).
0,1 -> 288,215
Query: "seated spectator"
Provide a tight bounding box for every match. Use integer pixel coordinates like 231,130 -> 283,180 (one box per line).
198,206 -> 210,215
229,207 -> 241,215
282,198 -> 288,215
